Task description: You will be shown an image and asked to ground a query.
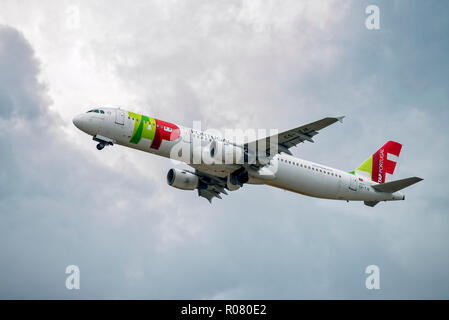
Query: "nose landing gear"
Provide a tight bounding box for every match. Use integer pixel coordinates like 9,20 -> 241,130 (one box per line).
93,134 -> 114,151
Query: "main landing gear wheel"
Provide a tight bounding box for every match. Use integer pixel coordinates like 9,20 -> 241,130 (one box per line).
96,143 -> 105,150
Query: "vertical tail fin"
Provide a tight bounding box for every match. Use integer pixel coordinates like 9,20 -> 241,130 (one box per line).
351,141 -> 402,184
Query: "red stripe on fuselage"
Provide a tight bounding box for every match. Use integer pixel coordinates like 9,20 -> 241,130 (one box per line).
150,120 -> 162,150
150,119 -> 180,150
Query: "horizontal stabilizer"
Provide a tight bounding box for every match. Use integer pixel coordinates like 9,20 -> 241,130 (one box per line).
372,177 -> 423,193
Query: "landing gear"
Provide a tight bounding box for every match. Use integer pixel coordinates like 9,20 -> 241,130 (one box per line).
93,135 -> 114,150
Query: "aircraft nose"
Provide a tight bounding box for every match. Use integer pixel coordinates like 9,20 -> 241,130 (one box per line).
73,114 -> 87,131
73,114 -> 81,128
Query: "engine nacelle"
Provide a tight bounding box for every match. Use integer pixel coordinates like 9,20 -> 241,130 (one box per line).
209,140 -> 245,165
167,168 -> 199,190
190,144 -> 215,165
226,167 -> 249,191
226,175 -> 241,191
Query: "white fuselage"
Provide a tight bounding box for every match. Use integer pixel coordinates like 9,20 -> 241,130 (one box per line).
73,108 -> 404,203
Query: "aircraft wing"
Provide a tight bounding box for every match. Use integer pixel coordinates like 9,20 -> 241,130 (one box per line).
187,116 -> 344,202
185,168 -> 228,203
245,116 -> 344,157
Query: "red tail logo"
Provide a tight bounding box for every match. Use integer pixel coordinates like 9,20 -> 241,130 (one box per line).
372,141 -> 402,184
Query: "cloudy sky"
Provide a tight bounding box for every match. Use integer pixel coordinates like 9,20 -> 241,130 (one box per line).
0,0 -> 448,299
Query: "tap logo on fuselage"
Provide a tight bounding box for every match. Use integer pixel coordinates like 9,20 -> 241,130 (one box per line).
128,112 -> 180,150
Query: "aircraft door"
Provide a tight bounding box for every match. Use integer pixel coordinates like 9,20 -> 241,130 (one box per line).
115,109 -> 125,125
349,176 -> 358,191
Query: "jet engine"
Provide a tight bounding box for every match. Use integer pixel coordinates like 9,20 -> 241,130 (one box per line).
191,144 -> 215,165
209,140 -> 245,165
167,168 -> 199,190
226,167 -> 249,191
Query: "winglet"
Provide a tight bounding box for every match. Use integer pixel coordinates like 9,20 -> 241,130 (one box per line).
337,116 -> 345,123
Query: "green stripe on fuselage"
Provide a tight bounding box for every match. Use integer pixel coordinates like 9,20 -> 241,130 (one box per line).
129,112 -> 156,144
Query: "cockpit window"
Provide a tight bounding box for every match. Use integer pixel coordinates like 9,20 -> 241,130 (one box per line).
100,110 -> 105,114
87,109 -> 101,113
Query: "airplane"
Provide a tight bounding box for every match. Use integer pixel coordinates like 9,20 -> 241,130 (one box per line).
72,107 -> 423,206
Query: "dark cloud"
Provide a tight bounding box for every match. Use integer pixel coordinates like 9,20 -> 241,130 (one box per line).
0,26 -> 50,119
